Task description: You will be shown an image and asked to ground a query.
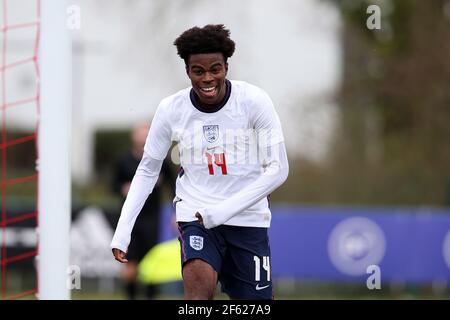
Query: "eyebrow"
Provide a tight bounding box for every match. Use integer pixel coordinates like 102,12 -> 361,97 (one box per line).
209,63 -> 223,68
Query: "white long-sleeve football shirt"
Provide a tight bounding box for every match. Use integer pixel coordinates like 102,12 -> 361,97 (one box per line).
111,80 -> 289,253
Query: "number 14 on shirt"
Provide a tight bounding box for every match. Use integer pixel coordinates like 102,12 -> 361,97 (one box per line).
205,152 -> 227,175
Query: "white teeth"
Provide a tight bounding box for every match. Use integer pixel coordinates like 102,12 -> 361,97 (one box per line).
201,87 -> 215,92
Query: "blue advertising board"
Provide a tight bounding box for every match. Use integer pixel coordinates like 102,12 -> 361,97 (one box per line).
160,205 -> 450,283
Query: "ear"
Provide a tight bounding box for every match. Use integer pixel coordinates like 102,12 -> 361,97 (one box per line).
225,62 -> 229,74
185,65 -> 190,77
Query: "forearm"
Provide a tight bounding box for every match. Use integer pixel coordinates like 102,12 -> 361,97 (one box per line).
199,142 -> 289,229
110,154 -> 163,252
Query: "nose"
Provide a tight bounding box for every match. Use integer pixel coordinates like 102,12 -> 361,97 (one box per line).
202,71 -> 214,83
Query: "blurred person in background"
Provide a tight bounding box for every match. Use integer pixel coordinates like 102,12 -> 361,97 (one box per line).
111,24 -> 288,300
112,122 -> 175,299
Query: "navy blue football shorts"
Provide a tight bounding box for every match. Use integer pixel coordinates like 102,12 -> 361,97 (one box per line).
177,220 -> 273,299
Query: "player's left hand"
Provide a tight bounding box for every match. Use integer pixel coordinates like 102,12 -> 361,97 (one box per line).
195,212 -> 204,226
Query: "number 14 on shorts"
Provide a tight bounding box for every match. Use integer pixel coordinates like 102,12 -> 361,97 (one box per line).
254,256 -> 270,281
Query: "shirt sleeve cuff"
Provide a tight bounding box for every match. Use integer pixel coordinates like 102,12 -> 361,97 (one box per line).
110,241 -> 128,253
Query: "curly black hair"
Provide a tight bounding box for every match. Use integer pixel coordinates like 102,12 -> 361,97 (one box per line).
173,24 -> 235,65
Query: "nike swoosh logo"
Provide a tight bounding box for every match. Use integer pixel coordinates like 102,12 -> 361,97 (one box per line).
255,284 -> 270,291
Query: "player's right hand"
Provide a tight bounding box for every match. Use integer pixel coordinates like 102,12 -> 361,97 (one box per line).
112,248 -> 128,263
195,212 -> 204,226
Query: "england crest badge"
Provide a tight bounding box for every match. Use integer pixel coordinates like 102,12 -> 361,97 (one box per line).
190,235 -> 204,251
203,125 -> 219,143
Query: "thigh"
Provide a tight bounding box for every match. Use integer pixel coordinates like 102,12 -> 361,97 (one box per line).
219,226 -> 273,300
182,258 -> 218,299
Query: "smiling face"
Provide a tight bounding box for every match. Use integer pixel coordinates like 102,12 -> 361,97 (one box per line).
186,52 -> 228,106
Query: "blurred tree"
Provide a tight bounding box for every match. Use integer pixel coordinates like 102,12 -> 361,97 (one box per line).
328,0 -> 450,206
